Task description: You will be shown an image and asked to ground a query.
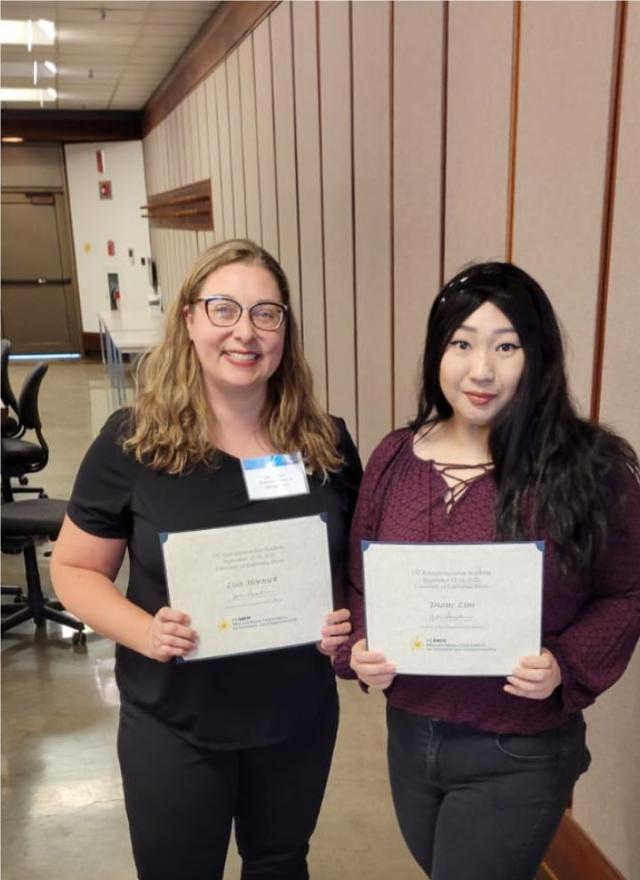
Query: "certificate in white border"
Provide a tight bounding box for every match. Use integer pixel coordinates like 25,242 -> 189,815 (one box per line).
363,541 -> 543,676
160,514 -> 333,661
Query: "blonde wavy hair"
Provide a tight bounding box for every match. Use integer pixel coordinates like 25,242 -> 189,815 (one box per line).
123,239 -> 343,476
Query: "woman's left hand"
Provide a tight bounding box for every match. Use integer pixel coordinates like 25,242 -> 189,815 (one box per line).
504,648 -> 562,700
316,608 -> 352,657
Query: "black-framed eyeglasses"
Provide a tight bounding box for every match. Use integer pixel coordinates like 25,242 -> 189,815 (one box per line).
193,295 -> 288,331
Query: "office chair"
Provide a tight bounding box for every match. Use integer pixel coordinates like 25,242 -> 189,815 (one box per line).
1,497 -> 86,643
1,362 -> 49,502
1,339 -> 21,438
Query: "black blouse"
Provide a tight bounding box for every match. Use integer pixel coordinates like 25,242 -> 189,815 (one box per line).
67,410 -> 362,749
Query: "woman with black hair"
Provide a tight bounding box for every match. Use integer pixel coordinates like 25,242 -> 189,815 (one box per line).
334,263 -> 640,880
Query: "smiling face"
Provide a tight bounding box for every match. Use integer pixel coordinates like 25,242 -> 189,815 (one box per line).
184,262 -> 286,402
438,301 -> 525,431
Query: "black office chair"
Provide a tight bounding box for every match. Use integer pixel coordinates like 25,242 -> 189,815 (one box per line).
1,338 -> 21,438
1,362 -> 49,502
1,498 -> 86,643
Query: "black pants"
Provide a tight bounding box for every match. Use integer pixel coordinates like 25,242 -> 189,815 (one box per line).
387,705 -> 590,880
118,694 -> 339,880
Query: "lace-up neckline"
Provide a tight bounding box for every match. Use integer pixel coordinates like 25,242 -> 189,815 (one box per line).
431,460 -> 494,514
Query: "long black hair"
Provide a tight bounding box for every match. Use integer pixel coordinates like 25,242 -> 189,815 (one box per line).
410,262 -> 639,572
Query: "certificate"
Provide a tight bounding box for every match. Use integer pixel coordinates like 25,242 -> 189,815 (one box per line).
363,541 -> 543,676
160,514 -> 333,661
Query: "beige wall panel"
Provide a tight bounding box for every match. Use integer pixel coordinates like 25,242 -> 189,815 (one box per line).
183,93 -> 196,184
178,100 -> 190,185
394,1 -> 444,428
170,110 -> 180,190
184,229 -> 199,272
575,8 -> 640,876
172,229 -> 182,301
318,0 -> 357,438
164,112 -> 174,190
271,2 -> 301,318
227,52 -> 248,238
204,72 -> 225,243
187,90 -> 201,181
215,64 -> 235,239
142,136 -> 153,196
171,105 -> 182,187
513,1 -> 616,415
292,0 -> 327,408
196,82 -> 210,183
239,36 -> 262,244
157,119 -> 169,192
164,229 -> 175,301
352,0 -> 392,460
445,1 -> 513,278
254,18 -> 279,257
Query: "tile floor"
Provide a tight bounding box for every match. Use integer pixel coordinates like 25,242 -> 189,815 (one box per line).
1,359 -> 424,880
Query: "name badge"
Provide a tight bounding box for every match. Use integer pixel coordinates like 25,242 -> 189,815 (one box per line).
241,451 -> 310,501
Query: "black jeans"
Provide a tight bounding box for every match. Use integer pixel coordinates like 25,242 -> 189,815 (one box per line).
118,693 -> 339,880
387,705 -> 590,880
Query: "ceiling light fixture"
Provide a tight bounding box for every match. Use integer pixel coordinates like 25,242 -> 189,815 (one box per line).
0,87 -> 57,103
0,19 -> 55,46
33,60 -> 38,85
1,136 -> 24,144
37,19 -> 56,41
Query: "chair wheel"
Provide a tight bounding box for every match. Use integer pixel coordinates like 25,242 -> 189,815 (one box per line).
39,491 -> 48,499
19,476 -> 28,486
72,630 -> 87,646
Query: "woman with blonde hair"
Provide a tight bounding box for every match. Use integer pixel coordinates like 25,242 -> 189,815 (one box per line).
52,239 -> 362,880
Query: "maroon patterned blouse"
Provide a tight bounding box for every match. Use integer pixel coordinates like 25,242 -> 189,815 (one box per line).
333,428 -> 640,734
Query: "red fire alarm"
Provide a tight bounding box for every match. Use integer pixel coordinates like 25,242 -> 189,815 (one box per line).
99,180 -> 112,199
107,240 -> 115,256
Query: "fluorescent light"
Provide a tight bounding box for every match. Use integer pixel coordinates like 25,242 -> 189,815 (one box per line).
0,19 -> 55,46
44,60 -> 57,74
33,60 -> 38,85
0,87 -> 57,102
37,19 -> 56,42
1,137 -> 24,143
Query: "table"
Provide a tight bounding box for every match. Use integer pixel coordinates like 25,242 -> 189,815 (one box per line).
98,309 -> 164,404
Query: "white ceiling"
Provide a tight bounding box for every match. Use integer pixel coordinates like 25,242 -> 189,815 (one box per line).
1,1 -> 221,111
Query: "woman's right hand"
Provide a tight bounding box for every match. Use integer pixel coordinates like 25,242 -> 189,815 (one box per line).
146,606 -> 199,662
350,638 -> 396,689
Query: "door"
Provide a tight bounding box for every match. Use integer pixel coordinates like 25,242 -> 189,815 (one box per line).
1,190 -> 82,354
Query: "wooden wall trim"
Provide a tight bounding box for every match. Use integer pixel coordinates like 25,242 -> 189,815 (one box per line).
438,1 -> 450,287
143,180 -> 213,231
143,1 -> 279,137
540,812 -> 625,880
1,110 -> 142,143
590,0 -> 628,421
505,0 -> 522,262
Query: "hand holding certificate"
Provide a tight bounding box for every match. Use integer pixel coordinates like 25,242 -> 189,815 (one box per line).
160,514 -> 333,661
363,541 -> 543,676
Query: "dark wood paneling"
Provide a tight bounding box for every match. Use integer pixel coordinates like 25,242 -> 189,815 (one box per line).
540,813 -> 625,880
142,180 -> 213,231
82,332 -> 102,355
1,110 -> 142,143
143,1 -> 278,136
